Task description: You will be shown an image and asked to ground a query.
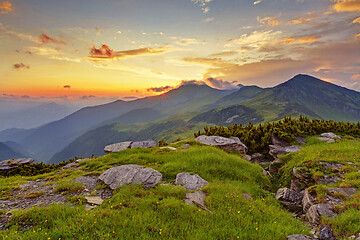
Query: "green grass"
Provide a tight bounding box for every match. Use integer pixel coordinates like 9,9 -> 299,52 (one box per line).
1,146 -> 309,239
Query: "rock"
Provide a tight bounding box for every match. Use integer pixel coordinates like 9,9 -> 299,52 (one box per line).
159,146 -> 177,151
327,187 -> 357,197
104,141 -> 132,153
244,154 -> 252,161
75,158 -> 91,163
306,204 -> 335,224
271,134 -> 290,147
85,196 -> 103,205
276,188 -> 303,212
0,158 -> 35,170
302,189 -> 318,213
319,226 -> 335,240
74,176 -> 98,190
130,141 -> 157,149
269,145 -> 301,160
290,179 -> 302,193
180,144 -> 191,148
184,190 -> 212,213
293,167 -> 309,181
175,173 -> 208,191
251,153 -> 265,163
296,137 -> 307,145
287,234 -> 314,240
60,162 -> 78,170
195,135 -> 247,154
242,193 -> 252,200
320,133 -> 341,140
318,137 -> 335,143
85,204 -> 97,211
99,164 -> 162,190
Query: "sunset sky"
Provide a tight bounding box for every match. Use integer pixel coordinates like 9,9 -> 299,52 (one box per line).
0,0 -> 359,102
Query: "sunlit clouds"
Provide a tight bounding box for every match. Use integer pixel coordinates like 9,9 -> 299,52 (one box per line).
0,1 -> 13,13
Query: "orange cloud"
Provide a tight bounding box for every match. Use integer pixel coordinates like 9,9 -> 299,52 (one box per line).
332,0 -> 360,12
209,51 -> 238,57
353,17 -> 360,23
258,17 -> 281,27
39,34 -> 66,44
289,17 -> 313,25
13,63 -> 30,69
280,36 -> 319,44
0,1 -> 13,13
88,44 -> 170,61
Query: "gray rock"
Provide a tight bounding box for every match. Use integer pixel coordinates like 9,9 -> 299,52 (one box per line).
271,134 -> 290,147
60,162 -> 78,170
180,144 -> 191,148
290,179 -> 302,193
296,137 -> 307,145
302,189 -> 318,213
276,188 -> 303,212
175,173 -> 208,191
75,158 -> 91,163
306,204 -> 335,224
287,235 -> 314,240
242,193 -> 252,199
0,158 -> 35,170
269,145 -> 301,160
327,187 -> 357,197
320,133 -> 341,140
184,190 -> 212,213
74,176 -> 98,190
85,196 -> 103,205
318,137 -> 335,143
130,141 -> 157,149
99,164 -> 162,190
195,135 -> 247,153
244,154 -> 252,161
159,146 -> 177,151
319,226 -> 335,240
104,141 -> 132,153
251,153 -> 265,163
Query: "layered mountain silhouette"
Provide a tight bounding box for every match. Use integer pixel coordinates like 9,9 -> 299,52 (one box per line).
1,74 -> 359,163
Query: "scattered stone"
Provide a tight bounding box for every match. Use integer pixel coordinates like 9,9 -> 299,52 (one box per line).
130,141 -> 157,149
296,137 -> 307,145
269,145 -> 301,161
104,141 -> 132,153
85,196 -> 103,205
276,188 -> 303,212
0,158 -> 35,170
244,154 -> 252,161
85,204 -> 97,211
195,135 -> 247,153
60,162 -> 78,170
75,158 -> 91,163
290,179 -> 302,193
319,226 -> 335,240
320,133 -> 341,140
242,193 -> 252,200
293,167 -> 309,181
306,204 -> 335,224
327,187 -> 357,197
175,173 -> 208,191
302,189 -> 318,213
318,137 -> 335,143
180,144 -> 191,148
287,234 -> 314,240
74,176 -> 98,190
184,190 -> 212,213
251,153 -> 265,163
99,164 -> 162,190
159,146 -> 177,151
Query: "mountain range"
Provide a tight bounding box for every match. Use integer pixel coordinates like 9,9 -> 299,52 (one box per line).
0,74 -> 359,163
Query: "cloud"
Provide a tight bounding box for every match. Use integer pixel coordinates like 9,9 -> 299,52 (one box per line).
176,38 -> 205,45
280,36 -> 320,44
209,50 -> 238,57
353,17 -> 360,23
63,85 -> 71,89
95,27 -> 101,36
81,95 -> 95,99
253,0 -> 263,5
203,17 -> 214,23
0,1 -> 13,14
204,77 -> 239,90
289,17 -> 313,25
87,44 -> 170,61
191,0 -> 213,15
147,85 -> 174,93
39,34 -> 66,44
13,63 -> 29,69
332,0 -> 360,12
25,50 -> 32,55
0,23 -> 40,43
258,17 -> 282,27
226,30 -> 284,48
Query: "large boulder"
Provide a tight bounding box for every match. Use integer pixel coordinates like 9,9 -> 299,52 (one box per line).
276,188 -> 303,212
104,141 -> 132,153
0,158 -> 35,170
306,204 -> 335,224
269,145 -> 301,160
318,137 -> 335,143
175,173 -> 208,191
130,141 -> 157,149
99,164 -> 162,190
195,135 -> 247,153
320,132 -> 341,140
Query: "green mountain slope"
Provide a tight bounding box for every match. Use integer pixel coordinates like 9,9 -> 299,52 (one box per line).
0,142 -> 27,160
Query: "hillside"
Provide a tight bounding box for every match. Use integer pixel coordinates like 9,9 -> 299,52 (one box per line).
0,142 -> 26,160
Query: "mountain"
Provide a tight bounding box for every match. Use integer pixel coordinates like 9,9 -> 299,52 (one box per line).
3,84 -> 232,163
0,102 -> 72,131
0,141 -> 27,160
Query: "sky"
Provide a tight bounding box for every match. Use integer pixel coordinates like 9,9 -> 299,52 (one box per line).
0,0 -> 359,103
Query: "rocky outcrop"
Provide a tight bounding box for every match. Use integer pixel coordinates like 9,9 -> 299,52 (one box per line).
250,153 -> 265,163
98,164 -> 162,190
175,173 -> 208,191
0,158 -> 35,170
287,235 -> 314,240
275,188 -> 303,212
195,135 -> 247,153
104,141 -> 157,153
269,145 -> 302,161
318,132 -> 341,143
306,203 -> 335,224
